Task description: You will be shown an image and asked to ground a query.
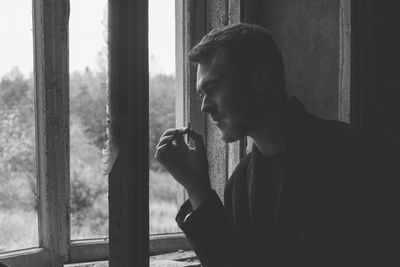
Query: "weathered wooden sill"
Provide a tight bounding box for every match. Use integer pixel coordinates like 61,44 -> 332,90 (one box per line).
150,250 -> 200,266
65,250 -> 200,267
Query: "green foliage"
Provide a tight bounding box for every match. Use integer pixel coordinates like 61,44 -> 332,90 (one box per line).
70,67 -> 109,239
0,65 -> 178,250
70,68 -> 108,149
0,210 -> 38,251
0,68 -> 33,110
149,170 -> 179,234
0,68 -> 36,211
0,68 -> 38,251
149,170 -> 177,203
149,74 -> 176,170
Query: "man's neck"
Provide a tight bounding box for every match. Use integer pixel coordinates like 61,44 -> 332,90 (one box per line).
248,107 -> 288,157
249,127 -> 287,157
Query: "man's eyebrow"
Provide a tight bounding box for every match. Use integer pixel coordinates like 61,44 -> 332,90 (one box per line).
198,78 -> 220,92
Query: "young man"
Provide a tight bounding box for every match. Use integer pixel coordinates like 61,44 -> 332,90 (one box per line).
155,23 -> 399,266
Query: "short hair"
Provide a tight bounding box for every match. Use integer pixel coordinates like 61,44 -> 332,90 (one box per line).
188,23 -> 286,96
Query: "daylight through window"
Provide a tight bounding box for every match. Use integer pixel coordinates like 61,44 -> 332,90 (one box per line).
149,0 -> 181,234
0,1 -> 38,252
69,0 -> 109,240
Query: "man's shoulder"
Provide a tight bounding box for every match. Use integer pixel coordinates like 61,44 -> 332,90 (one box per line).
303,116 -> 399,184
303,115 -> 370,155
307,115 -> 358,140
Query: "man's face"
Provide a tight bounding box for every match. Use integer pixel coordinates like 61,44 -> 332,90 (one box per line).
196,50 -> 260,142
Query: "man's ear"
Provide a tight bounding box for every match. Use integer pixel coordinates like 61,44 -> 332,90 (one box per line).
251,64 -> 272,95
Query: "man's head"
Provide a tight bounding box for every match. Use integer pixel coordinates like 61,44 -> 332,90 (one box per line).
189,23 -> 287,142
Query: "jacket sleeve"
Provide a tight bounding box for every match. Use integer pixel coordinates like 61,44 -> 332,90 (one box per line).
176,190 -> 238,267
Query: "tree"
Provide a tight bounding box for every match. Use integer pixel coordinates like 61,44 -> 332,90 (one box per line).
0,62 -> 177,238
0,67 -> 36,210
149,74 -> 176,170
70,68 -> 108,149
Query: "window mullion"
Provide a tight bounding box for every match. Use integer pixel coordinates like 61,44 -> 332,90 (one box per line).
108,0 -> 149,265
33,0 -> 70,266
180,0 -> 245,203
175,0 -> 207,205
175,0 -> 187,206
227,0 -> 245,176
186,0 -> 207,147
205,0 -> 231,201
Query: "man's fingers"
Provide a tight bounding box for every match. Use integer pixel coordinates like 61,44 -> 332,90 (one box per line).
181,127 -> 190,135
157,132 -> 189,148
188,130 -> 205,154
154,143 -> 169,161
161,128 -> 179,137
158,127 -> 190,147
156,135 -> 175,148
155,132 -> 189,162
161,127 -> 189,138
174,132 -> 186,146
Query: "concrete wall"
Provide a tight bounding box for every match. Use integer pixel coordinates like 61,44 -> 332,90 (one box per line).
245,0 -> 341,120
351,1 -> 400,142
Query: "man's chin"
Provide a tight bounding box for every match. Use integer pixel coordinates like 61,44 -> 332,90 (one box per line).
216,122 -> 246,142
220,130 -> 242,143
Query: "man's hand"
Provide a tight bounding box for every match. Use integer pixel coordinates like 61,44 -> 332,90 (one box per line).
155,127 -> 211,210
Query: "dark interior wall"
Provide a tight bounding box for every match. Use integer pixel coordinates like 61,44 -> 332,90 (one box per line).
352,1 -> 400,142
243,0 -> 400,139
243,0 -> 340,120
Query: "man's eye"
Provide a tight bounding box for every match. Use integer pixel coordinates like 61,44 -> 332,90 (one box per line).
197,92 -> 204,99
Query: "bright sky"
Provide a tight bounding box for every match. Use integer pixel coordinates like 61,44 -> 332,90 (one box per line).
149,0 -> 176,76
0,0 -> 175,77
69,0 -> 108,73
0,1 -> 33,77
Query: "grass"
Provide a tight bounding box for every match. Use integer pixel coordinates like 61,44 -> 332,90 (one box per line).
0,209 -> 38,252
0,170 -> 182,252
150,170 -> 181,234
150,200 -> 180,234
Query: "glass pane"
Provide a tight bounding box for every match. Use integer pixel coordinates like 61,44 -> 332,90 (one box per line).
149,0 -> 180,234
69,0 -> 108,240
0,1 -> 38,251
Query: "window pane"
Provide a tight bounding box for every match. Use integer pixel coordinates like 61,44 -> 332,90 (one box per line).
69,0 -> 108,240
149,0 -> 180,234
0,1 -> 38,251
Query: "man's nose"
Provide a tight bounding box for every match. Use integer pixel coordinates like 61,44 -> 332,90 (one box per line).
200,96 -> 214,113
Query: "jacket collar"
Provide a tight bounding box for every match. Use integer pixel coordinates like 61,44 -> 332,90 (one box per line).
250,96 -> 312,157
247,97 -> 310,244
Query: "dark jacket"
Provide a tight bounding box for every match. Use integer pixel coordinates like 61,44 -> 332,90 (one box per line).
176,98 -> 400,267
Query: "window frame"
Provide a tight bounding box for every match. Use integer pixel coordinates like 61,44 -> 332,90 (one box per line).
0,0 -> 70,266
176,0 -> 244,204
0,0 -> 247,266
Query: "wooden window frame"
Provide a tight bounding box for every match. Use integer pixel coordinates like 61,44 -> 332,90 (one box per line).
108,0 -> 246,265
149,0 -> 245,261
0,0 -> 246,266
177,0 -> 244,203
0,0 -> 70,266
339,0 -> 351,123
0,1 -> 110,266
